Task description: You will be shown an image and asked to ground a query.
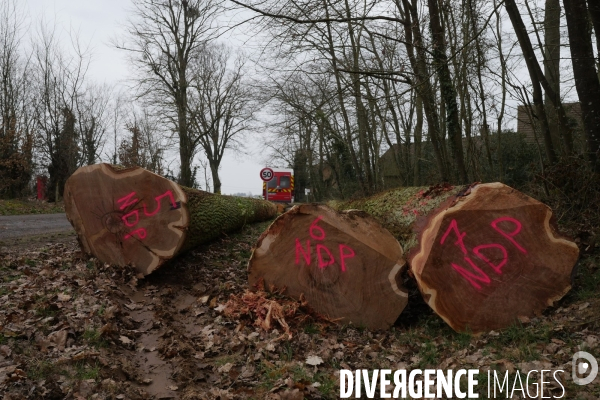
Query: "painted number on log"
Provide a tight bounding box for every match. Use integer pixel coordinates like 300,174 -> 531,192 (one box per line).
439,217 -> 526,290
295,216 -> 356,272
116,190 -> 181,240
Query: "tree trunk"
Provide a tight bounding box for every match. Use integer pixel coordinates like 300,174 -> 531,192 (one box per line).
64,163 -> 278,275
210,161 -> 222,194
588,0 -> 600,82
544,0 -> 563,154
247,204 -> 408,330
564,0 -> 600,171
330,183 -> 579,333
505,0 -> 558,164
428,0 -> 468,184
401,0 -> 448,181
413,94 -> 424,186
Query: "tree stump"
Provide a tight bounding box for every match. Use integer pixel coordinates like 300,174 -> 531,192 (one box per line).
64,163 -> 278,275
331,183 -> 579,333
247,204 -> 408,330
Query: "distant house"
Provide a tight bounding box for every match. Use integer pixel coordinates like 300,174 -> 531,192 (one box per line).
516,102 -> 585,150
380,144 -> 405,188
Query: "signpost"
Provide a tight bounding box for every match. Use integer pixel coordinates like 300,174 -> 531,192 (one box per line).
260,167 -> 274,202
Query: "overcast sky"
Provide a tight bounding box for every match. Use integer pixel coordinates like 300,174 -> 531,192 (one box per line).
25,0 -> 271,196
23,0 -> 578,195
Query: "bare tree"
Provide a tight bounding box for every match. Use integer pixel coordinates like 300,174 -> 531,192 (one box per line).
427,0 -> 468,184
544,0 -> 562,153
118,107 -> 165,174
0,0 -> 33,197
117,0 -> 222,187
564,0 -> 600,171
76,83 -> 111,166
33,22 -> 90,201
187,43 -> 256,193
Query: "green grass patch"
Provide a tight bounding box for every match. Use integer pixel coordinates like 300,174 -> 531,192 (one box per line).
27,360 -> 55,380
488,323 -> 551,362
280,342 -> 294,362
35,306 -> 57,318
572,256 -> 600,300
258,361 -> 287,390
0,199 -> 64,216
303,323 -> 320,334
74,361 -> 100,380
82,328 -> 108,348
417,341 -> 439,368
314,371 -> 336,398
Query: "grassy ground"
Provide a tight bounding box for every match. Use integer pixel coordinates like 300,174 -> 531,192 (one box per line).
0,199 -> 64,215
0,217 -> 598,399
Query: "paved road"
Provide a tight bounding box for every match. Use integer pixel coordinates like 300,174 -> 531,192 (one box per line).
0,213 -> 73,240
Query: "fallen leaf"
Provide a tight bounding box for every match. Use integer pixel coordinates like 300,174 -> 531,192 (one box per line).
0,345 -> 11,358
57,293 -> 71,302
47,330 -> 68,351
119,335 -> 132,345
218,363 -> 233,373
214,304 -> 226,313
305,355 -> 323,366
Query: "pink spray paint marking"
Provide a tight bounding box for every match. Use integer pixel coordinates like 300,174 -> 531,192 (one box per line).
451,257 -> 492,290
118,190 -> 180,241
295,238 -> 311,265
440,216 -> 527,290
143,190 -> 177,216
473,243 -> 508,274
440,218 -> 468,255
293,216 -> 356,272
338,244 -> 355,272
124,228 -> 147,240
121,210 -> 140,227
491,216 -> 527,254
309,216 -> 326,241
316,244 -> 335,269
117,191 -> 139,210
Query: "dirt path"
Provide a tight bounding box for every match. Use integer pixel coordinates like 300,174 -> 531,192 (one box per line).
0,213 -> 72,240
0,213 -> 75,251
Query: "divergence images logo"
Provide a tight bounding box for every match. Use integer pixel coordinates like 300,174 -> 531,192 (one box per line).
572,351 -> 598,385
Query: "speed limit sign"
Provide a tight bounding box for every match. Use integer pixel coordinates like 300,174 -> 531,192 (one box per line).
260,167 -> 274,182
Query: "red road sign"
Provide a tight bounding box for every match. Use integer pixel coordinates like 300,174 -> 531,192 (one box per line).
260,167 -> 274,182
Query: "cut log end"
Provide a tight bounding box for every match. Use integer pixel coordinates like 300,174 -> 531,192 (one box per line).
410,182 -> 579,334
64,164 -> 189,275
248,204 -> 408,330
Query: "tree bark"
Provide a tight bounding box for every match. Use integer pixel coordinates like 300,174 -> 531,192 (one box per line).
413,93 -> 424,186
544,0 -> 563,154
248,204 -> 408,330
505,0 -> 557,164
588,0 -> 600,82
506,0 -> 576,159
564,0 -> 600,171
330,183 -> 579,333
400,0 -> 449,181
210,161 -> 222,194
428,0 -> 468,184
64,163 -> 278,275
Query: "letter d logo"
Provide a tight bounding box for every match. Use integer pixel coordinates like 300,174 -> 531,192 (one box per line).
572,351 -> 598,385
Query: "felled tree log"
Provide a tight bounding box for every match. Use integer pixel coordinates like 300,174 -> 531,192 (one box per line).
247,204 -> 408,330
330,183 -> 579,333
64,163 -> 277,275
